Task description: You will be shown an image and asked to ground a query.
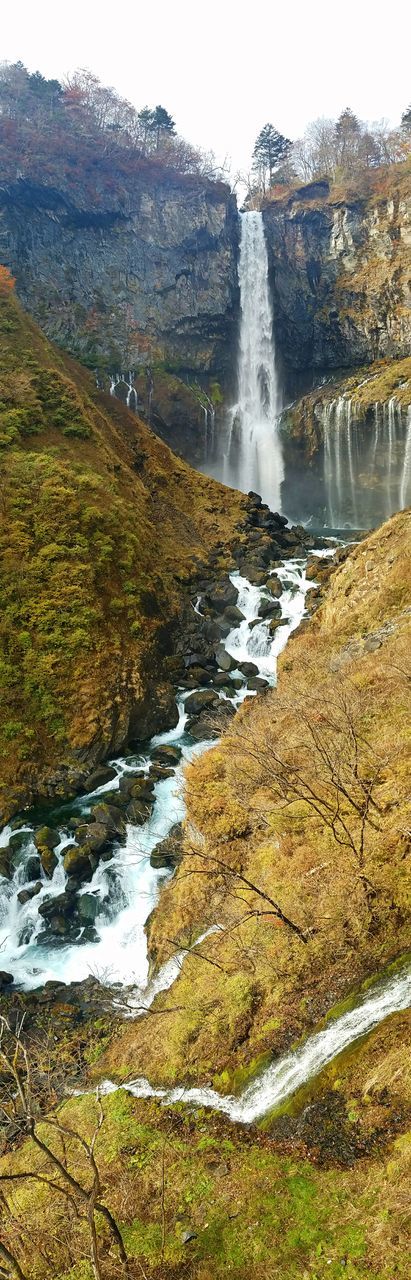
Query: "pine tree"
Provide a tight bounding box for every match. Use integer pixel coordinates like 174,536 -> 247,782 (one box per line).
151,105 -> 176,149
401,103 -> 411,131
252,124 -> 292,190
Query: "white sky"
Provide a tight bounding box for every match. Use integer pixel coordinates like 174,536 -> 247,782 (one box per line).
2,0 -> 410,176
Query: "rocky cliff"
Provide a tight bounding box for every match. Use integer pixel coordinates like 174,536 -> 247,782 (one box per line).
0,173 -> 239,377
263,164 -> 411,374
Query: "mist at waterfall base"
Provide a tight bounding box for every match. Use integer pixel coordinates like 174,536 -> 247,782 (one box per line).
203,210 -> 411,531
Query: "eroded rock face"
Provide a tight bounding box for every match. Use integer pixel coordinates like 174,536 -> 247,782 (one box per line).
0,176 -> 239,376
263,182 -> 411,372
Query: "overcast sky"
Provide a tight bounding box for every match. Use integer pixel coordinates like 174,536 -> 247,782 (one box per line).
3,0 -> 410,175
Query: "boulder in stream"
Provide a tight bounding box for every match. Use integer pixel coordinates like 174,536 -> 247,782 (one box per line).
215,644 -> 236,672
205,577 -> 238,614
184,689 -> 219,717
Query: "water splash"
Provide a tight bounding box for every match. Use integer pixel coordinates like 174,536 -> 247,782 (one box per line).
224,212 -> 284,510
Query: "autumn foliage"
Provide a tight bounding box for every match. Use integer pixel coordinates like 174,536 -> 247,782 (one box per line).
0,265 -> 15,293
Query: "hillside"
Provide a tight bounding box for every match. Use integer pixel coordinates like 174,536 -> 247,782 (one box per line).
0,278 -> 246,823
0,511 -> 410,1280
105,509 -> 411,1086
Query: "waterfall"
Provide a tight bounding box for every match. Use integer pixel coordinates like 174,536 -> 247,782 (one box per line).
322,396 -> 411,528
109,372 -> 138,412
224,211 -> 284,510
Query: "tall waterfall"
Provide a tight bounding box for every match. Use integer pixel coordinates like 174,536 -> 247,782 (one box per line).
224,211 -> 284,510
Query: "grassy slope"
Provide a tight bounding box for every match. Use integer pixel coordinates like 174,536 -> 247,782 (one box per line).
0,284 -> 245,822
103,510 -> 411,1089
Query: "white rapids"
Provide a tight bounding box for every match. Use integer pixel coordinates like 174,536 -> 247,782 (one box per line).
0,560 -> 311,992
100,965 -> 411,1122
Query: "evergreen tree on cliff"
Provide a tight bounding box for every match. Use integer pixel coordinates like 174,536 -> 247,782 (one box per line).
252,123 -> 291,191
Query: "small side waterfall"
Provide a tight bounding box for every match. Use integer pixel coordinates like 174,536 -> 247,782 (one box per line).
109,372 -> 138,412
224,211 -> 284,510
323,396 -> 411,528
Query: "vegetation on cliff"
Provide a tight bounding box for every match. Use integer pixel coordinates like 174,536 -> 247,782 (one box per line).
0,279 -> 245,821
282,354 -> 411,456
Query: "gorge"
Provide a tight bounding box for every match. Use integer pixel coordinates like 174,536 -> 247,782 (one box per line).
0,66 -> 410,1280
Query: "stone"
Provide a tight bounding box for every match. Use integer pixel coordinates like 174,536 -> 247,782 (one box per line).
222,605 -> 245,624
184,689 -> 219,717
238,661 -> 259,677
63,847 -> 92,880
70,822 -> 113,855
39,847 -> 58,879
0,848 -> 12,879
247,491 -> 262,506
215,644 -> 236,672
92,803 -> 126,835
125,799 -> 152,825
180,666 -> 212,688
128,683 -> 179,743
34,826 -> 60,851
205,577 -> 238,613
269,617 -> 288,634
266,575 -> 283,597
17,881 -> 42,905
77,893 -> 102,924
39,892 -> 76,922
25,854 -> 42,881
82,765 -> 118,793
258,598 -> 282,619
246,676 -> 269,691
0,971 -> 13,989
150,822 -> 183,869
151,745 -> 182,766
238,563 -> 266,586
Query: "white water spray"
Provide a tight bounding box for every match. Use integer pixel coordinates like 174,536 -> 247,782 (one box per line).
224,212 -> 284,510
322,396 -> 411,527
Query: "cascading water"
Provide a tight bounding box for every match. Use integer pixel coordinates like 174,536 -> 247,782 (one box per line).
0,561 -> 312,991
314,396 -> 411,529
100,964 -> 411,1122
223,211 -> 284,511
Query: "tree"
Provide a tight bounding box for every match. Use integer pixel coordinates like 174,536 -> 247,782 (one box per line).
401,103 -> 411,131
252,123 -> 292,191
151,104 -> 176,149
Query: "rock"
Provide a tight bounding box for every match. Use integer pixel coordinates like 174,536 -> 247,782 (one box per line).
125,799 -> 153,825
25,854 -> 42,881
247,491 -> 262,507
0,848 -> 12,879
269,617 -> 288,634
82,765 -> 118,793
238,661 -> 259,677
215,644 -> 236,672
150,823 -> 183,869
181,1229 -> 197,1245
17,881 -> 42,905
266,575 -> 283,597
151,745 -> 182,767
184,689 -> 219,717
39,848 -> 58,879
128,683 -> 179,743
38,890 -> 75,921
187,718 -> 219,742
70,822 -> 113,855
63,847 -> 93,880
92,803 -> 126,836
77,893 -> 102,924
34,826 -> 60,851
222,605 -> 245,624
213,671 -> 234,687
205,577 -> 238,613
180,666 -> 212,688
34,827 -> 60,879
149,765 -> 174,781
258,598 -> 282,619
0,971 -> 13,989
238,563 -> 267,586
246,676 -> 269,691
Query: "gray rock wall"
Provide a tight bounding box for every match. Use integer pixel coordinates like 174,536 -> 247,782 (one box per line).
0,175 -> 239,375
263,183 -> 411,372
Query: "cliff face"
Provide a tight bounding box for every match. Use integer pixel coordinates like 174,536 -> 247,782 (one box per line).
263,166 -> 411,373
0,174 -> 239,376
